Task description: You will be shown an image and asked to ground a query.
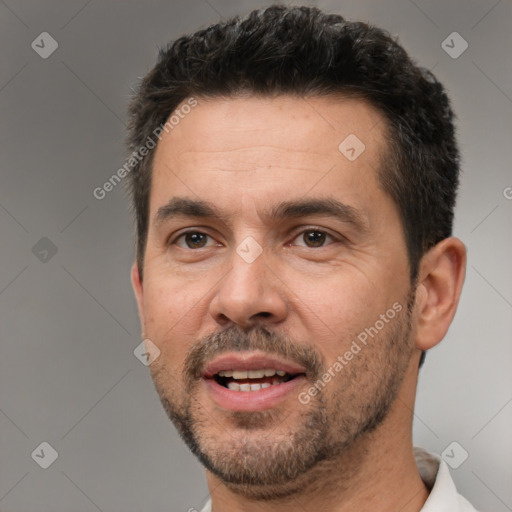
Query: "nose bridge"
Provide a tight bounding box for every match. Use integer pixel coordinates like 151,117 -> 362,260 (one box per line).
232,236 -> 268,289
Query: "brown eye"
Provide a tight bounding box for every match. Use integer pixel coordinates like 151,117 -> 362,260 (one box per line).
174,231 -> 214,249
304,231 -> 326,247
293,229 -> 335,248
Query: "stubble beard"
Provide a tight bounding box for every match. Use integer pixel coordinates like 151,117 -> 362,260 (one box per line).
149,292 -> 415,500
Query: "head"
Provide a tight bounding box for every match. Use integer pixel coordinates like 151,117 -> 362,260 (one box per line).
127,5 -> 466,500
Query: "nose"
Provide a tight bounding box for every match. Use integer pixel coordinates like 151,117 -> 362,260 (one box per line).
208,245 -> 289,329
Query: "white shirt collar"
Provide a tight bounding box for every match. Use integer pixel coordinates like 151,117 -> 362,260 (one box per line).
415,446 -> 477,511
198,446 -> 477,512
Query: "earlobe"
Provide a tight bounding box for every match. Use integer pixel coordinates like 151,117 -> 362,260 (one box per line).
130,262 -> 145,329
414,237 -> 466,351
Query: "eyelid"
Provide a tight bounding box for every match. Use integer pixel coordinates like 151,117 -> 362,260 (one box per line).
288,226 -> 339,246
170,228 -> 220,248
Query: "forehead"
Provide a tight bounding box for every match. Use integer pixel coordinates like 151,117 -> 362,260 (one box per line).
150,94 -> 390,215
156,94 -> 386,162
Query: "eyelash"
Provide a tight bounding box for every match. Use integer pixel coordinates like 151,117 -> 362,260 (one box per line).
170,227 -> 339,250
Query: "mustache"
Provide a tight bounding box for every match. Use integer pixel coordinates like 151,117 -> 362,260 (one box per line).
184,324 -> 325,383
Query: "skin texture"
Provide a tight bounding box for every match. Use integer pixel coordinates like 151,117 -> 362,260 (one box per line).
131,95 -> 467,512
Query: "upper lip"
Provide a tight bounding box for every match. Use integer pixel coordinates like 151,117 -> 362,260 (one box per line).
202,352 -> 307,378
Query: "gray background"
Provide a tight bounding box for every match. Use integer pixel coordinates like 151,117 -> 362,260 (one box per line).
1,0 -> 511,511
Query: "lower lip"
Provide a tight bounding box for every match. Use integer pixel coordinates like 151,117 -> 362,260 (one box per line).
203,376 -> 307,412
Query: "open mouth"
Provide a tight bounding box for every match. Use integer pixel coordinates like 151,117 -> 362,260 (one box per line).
213,368 -> 300,392
202,353 -> 308,410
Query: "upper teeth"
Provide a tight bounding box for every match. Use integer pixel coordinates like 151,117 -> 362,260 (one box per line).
218,369 -> 287,379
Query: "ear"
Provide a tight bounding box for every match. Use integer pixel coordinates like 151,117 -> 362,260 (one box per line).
131,262 -> 145,332
414,237 -> 467,351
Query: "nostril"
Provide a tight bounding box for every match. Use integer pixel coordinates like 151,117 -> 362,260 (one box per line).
255,312 -> 271,318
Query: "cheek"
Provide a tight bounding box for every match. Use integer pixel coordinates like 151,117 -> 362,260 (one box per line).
286,266 -> 399,357
142,277 -> 207,368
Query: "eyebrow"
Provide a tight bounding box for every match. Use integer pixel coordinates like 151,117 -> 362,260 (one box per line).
154,196 -> 369,233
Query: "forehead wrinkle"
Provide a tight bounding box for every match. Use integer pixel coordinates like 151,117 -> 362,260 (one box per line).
187,165 -> 334,174
175,146 -> 333,166
170,146 -> 336,175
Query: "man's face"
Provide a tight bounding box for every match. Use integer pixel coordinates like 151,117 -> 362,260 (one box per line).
132,95 -> 416,498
